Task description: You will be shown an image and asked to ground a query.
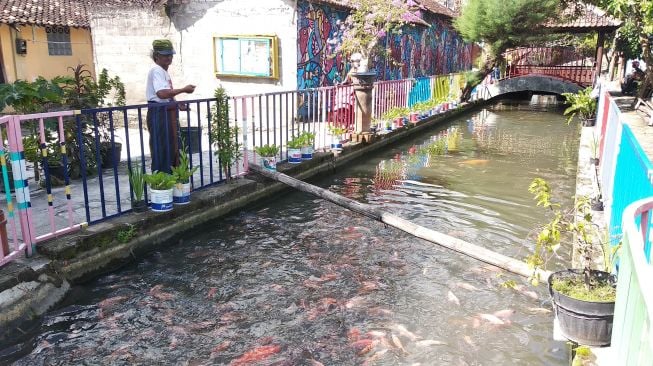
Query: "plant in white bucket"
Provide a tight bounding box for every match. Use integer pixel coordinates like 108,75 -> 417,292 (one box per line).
143,171 -> 177,212
255,144 -> 280,170
171,145 -> 198,205
287,135 -> 303,163
299,131 -> 316,160
328,126 -> 348,151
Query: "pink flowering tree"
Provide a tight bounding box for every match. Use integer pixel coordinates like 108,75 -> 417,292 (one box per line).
329,0 -> 424,73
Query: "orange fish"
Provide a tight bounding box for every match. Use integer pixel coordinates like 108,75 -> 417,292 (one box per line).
459,159 -> 490,166
230,344 -> 281,366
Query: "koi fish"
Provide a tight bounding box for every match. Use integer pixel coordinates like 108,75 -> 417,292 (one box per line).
447,290 -> 461,306
391,324 -> 420,341
230,344 -> 281,366
456,282 -> 480,291
351,339 -> 377,356
207,287 -> 218,299
98,296 -> 127,309
149,285 -> 174,301
527,307 -> 551,314
478,313 -> 505,325
493,309 -> 516,320
416,339 -> 447,346
390,334 -> 408,354
459,159 -> 490,166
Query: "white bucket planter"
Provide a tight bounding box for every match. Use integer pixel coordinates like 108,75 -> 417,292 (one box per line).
150,187 -> 173,212
288,148 -> 302,163
173,182 -> 191,205
330,136 -> 343,151
261,156 -> 277,170
301,146 -> 314,160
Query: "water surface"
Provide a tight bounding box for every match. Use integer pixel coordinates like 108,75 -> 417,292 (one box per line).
5,102 -> 578,365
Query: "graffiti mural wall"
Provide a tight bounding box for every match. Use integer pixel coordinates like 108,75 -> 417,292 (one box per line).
297,1 -> 473,89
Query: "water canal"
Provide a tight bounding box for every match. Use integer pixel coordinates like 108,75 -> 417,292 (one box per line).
6,100 -> 579,365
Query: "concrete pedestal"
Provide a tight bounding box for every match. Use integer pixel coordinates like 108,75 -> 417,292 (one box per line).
351,72 -> 375,134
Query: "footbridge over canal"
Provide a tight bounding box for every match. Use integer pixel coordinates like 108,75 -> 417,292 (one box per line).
483,74 -> 584,99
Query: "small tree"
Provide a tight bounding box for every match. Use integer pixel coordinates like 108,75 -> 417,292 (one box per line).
210,87 -> 242,179
453,0 -> 559,100
329,0 -> 423,72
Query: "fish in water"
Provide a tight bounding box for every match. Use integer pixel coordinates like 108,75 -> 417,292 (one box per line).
455,282 -> 480,291
478,313 -> 505,325
415,339 -> 447,346
230,344 -> 282,366
447,290 -> 461,306
391,324 -> 420,341
390,333 -> 408,354
527,307 -> 552,314
351,339 -> 377,356
493,309 -> 516,320
149,284 -> 174,301
207,287 -> 218,299
459,159 -> 490,166
98,296 -> 128,309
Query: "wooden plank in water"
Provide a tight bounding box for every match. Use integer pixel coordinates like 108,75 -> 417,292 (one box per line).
250,164 -> 551,280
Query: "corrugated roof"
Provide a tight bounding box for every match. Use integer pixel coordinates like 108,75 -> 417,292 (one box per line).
545,3 -> 621,31
0,0 -> 164,28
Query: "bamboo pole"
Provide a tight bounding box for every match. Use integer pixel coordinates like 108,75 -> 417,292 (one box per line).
251,165 -> 551,281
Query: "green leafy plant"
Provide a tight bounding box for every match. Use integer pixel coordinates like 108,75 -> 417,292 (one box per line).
328,126 -> 348,136
287,135 -> 304,149
171,143 -> 199,184
527,178 -> 615,302
210,87 -> 242,179
116,224 -> 137,243
298,131 -> 316,147
128,164 -> 145,201
254,144 -> 280,157
144,171 -> 177,190
561,87 -> 597,125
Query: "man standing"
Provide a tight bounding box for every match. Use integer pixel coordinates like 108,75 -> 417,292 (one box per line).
146,39 -> 195,173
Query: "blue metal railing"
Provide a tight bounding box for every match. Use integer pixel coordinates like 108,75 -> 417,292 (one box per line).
75,97 -> 233,224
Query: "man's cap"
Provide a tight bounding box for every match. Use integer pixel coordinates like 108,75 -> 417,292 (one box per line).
152,39 -> 175,55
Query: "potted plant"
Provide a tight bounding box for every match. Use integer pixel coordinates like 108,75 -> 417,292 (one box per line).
527,178 -> 616,346
589,133 -> 600,165
128,163 -> 147,212
254,144 -> 280,171
286,135 -> 303,163
299,131 -> 316,160
210,87 -> 242,180
562,87 -> 597,126
328,126 -> 348,151
143,171 -> 176,212
171,144 -> 199,205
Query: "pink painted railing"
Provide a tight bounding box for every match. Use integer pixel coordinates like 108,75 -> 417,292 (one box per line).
17,111 -> 87,243
0,110 -> 87,265
0,115 -> 27,266
373,79 -> 413,119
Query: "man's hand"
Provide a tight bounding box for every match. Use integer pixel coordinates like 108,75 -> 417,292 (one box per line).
182,84 -> 196,94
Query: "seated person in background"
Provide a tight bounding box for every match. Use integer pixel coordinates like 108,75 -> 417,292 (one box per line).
622,60 -> 645,95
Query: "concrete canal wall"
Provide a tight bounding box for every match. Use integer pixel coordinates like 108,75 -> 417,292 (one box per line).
0,101 -> 479,344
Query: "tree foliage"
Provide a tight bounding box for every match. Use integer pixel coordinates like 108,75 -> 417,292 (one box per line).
330,0 -> 422,71
454,0 -> 559,59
